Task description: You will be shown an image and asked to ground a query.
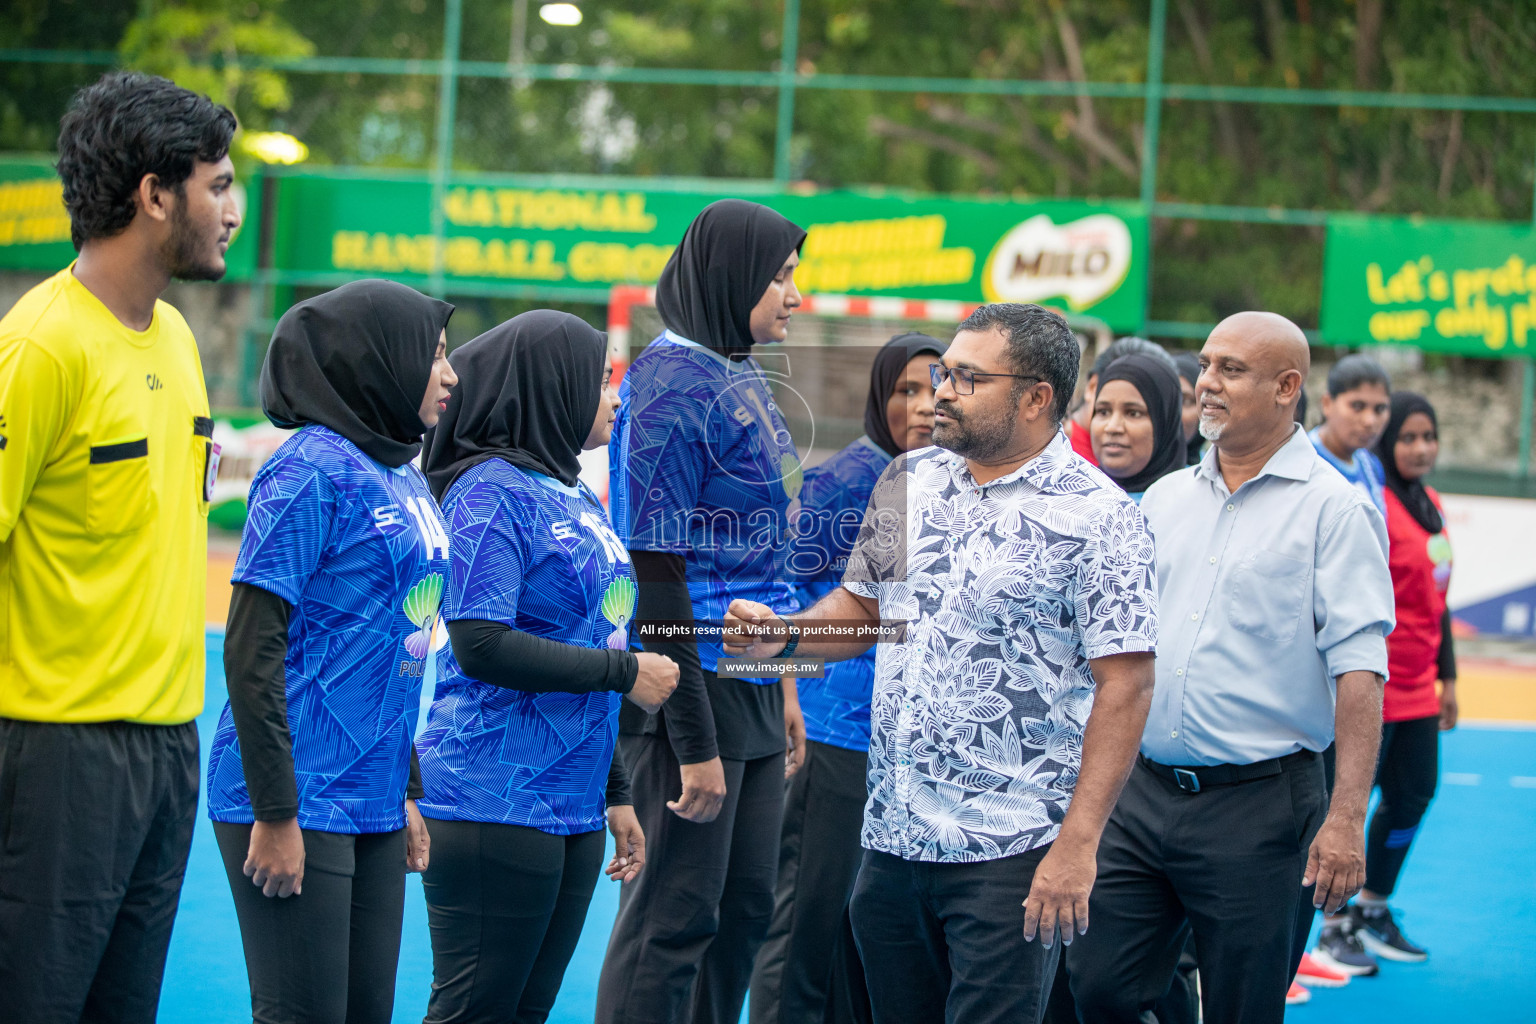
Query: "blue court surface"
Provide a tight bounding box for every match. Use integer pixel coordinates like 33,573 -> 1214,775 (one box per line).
158,642 -> 1536,1023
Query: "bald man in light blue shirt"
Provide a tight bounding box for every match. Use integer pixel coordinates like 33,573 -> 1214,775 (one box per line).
1067,313 -> 1395,1024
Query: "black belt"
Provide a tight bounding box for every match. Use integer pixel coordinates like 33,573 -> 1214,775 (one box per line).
1139,749 -> 1317,794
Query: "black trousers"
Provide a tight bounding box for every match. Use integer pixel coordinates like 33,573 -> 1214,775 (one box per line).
422,819 -> 606,1023
595,733 -> 785,1024
214,822 -> 407,1024
1365,715 -> 1439,897
750,740 -> 873,1024
0,717 -> 199,1024
849,845 -> 1059,1024
1067,752 -> 1327,1024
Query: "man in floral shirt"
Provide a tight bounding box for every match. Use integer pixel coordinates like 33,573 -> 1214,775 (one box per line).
724,303 -> 1158,1024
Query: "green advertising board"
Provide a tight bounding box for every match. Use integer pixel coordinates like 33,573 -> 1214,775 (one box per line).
1323,216 -> 1536,356
0,155 -> 259,280
273,172 -> 1148,331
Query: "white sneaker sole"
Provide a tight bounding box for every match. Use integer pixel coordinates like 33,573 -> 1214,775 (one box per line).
1295,970 -> 1350,989
1309,946 -> 1379,977
1357,929 -> 1429,963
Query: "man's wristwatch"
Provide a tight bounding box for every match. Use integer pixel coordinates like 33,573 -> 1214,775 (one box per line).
777,619 -> 801,659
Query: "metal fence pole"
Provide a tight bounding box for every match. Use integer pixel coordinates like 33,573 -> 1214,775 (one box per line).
1137,0 -> 1168,336
772,0 -> 802,184
429,0 -> 464,299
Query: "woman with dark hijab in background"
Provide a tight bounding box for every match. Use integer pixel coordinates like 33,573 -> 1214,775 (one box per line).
415,311 -> 678,1023
596,199 -> 808,1024
206,279 -> 455,1024
1089,352 -> 1187,502
749,331 -> 947,1024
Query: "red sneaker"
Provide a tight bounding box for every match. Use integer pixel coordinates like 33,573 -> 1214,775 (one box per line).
1286,980 -> 1312,1006
1295,951 -> 1351,989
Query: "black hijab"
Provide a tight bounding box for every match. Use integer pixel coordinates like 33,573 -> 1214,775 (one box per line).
1172,350 -> 1204,466
1096,352 -> 1187,494
1374,391 -> 1443,534
655,199 -> 807,359
865,332 -> 947,457
422,310 -> 608,501
260,279 -> 454,468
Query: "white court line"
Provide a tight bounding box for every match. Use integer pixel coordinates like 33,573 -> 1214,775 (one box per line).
1511,777 -> 1536,788
1443,773 -> 1483,785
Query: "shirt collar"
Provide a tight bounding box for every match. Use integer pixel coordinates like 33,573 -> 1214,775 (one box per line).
663,328 -> 754,373
940,428 -> 1076,494
1195,422 -> 1315,488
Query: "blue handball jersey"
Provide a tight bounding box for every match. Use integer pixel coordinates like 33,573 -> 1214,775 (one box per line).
207,426 -> 451,834
416,460 -> 634,834
609,331 -> 800,675
787,437 -> 891,751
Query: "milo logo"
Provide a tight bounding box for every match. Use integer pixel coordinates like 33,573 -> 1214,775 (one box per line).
982,213 -> 1133,310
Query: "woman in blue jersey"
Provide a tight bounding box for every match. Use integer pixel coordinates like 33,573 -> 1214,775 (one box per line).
596,199 -> 807,1024
414,310 -> 679,1024
749,331 -> 947,1024
1088,351 -> 1186,502
207,279 -> 457,1024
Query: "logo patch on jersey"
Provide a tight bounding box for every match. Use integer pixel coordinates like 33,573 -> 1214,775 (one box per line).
146,374 -> 163,391
551,520 -> 579,543
402,572 -> 445,659
373,505 -> 404,529
733,406 -> 754,426
600,575 -> 637,649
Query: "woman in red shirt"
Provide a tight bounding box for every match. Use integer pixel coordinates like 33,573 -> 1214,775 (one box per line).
1349,392 -> 1456,964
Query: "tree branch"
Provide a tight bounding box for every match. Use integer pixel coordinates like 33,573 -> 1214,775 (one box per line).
1175,0 -> 1242,165
1049,0 -> 1137,180
1438,108 -> 1463,203
867,115 -> 1000,176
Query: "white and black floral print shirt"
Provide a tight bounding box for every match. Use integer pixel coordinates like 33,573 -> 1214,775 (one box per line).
842,431 -> 1159,863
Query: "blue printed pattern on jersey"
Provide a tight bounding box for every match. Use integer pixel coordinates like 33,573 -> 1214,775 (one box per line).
787,437 -> 891,751
207,426 -> 450,834
1309,426 -> 1387,518
609,332 -> 801,674
416,460 -> 634,834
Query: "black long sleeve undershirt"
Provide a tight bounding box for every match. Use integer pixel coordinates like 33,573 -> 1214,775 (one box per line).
1437,606 -> 1458,683
226,583 -> 424,822
626,549 -> 716,764
445,619 -> 638,695
606,741 -> 633,807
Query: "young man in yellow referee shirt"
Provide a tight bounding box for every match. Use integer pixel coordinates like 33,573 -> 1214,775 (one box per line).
0,72 -> 240,1024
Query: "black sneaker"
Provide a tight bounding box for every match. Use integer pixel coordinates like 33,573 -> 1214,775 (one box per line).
1312,916 -> 1380,977
1355,903 -> 1428,963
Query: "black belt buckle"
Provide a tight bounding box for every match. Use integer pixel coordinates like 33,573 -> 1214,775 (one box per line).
1173,768 -> 1201,793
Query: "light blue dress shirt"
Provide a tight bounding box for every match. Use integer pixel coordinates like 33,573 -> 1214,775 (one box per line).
1139,424 -> 1394,767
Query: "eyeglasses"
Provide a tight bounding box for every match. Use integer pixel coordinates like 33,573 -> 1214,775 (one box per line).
929,363 -> 1041,397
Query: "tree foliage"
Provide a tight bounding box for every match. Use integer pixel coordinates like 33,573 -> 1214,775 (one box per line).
6,0 -> 1536,329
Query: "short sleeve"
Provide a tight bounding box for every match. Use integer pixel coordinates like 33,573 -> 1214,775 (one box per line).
0,338 -> 76,542
444,480 -> 530,626
1314,500 -> 1394,679
231,456 -> 337,605
618,362 -> 708,554
1075,500 -> 1160,660
841,457 -> 909,600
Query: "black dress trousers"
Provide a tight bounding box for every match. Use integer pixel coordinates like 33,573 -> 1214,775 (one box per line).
1066,752 -> 1326,1024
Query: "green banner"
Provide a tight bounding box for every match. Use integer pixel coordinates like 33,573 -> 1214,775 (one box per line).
273,172 -> 1148,330
0,156 -> 258,280
1323,216 -> 1536,356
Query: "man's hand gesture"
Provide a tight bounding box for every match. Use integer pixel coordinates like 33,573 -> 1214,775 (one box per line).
722,599 -> 790,658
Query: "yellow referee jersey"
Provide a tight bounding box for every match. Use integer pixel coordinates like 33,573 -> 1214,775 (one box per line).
0,266 -> 209,724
